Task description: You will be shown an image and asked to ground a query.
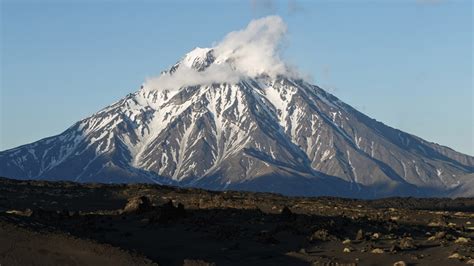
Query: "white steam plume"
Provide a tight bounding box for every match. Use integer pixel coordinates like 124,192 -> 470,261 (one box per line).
144,15 -> 298,91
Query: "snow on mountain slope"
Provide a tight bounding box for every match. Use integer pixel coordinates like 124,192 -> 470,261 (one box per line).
1,16 -> 472,198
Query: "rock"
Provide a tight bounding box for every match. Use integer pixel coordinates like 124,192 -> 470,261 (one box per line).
393,261 -> 407,266
399,237 -> 417,250
343,247 -> 352,253
435,231 -> 446,239
466,259 -> 474,264
371,248 -> 384,254
389,245 -> 400,253
355,229 -> 365,241
428,220 -> 447,227
122,196 -> 152,214
390,216 -> 400,221
6,209 -> 33,217
342,239 -> 351,245
372,233 -> 381,240
455,237 -> 470,244
448,253 -> 463,260
310,229 -> 332,242
445,234 -> 456,241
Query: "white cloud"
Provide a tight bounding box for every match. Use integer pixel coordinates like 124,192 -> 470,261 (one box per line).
214,15 -> 291,78
143,15 -> 299,91
144,63 -> 241,90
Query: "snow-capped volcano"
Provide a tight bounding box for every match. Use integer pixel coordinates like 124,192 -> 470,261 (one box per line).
1,16 -> 472,198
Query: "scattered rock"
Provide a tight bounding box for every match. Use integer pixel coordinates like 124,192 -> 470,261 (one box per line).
371,248 -> 384,254
393,261 -> 407,266
455,237 -> 470,244
428,220 -> 447,227
6,209 -> 33,217
446,234 -> 456,241
371,232 -> 381,240
435,231 -> 446,239
448,253 -> 464,260
310,229 -> 333,242
122,196 -> 152,214
399,237 -> 417,250
3,178 -> 474,266
355,229 -> 365,241
342,239 -> 351,245
389,245 -> 400,254
466,259 -> 474,265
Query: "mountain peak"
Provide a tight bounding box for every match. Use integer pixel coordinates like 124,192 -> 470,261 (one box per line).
182,47 -> 215,71
143,16 -> 295,92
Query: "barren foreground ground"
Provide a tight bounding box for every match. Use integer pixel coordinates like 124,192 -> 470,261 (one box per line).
0,177 -> 473,266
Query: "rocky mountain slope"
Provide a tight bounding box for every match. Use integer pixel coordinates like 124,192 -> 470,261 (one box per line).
1,16 -> 472,198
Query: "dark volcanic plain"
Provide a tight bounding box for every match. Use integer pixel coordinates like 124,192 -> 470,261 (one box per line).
0,177 -> 473,266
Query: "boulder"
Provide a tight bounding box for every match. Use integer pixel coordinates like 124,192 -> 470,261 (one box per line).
310,229 -> 333,242
393,261 -> 407,266
355,229 -> 365,241
399,237 -> 417,250
122,196 -> 153,214
371,248 -> 384,254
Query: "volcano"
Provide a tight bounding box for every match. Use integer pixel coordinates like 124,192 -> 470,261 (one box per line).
1,16 -> 472,198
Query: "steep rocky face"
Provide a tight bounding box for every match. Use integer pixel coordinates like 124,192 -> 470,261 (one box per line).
1,47 -> 472,198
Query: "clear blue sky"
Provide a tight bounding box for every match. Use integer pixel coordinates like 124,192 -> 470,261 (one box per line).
1,0 -> 472,155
